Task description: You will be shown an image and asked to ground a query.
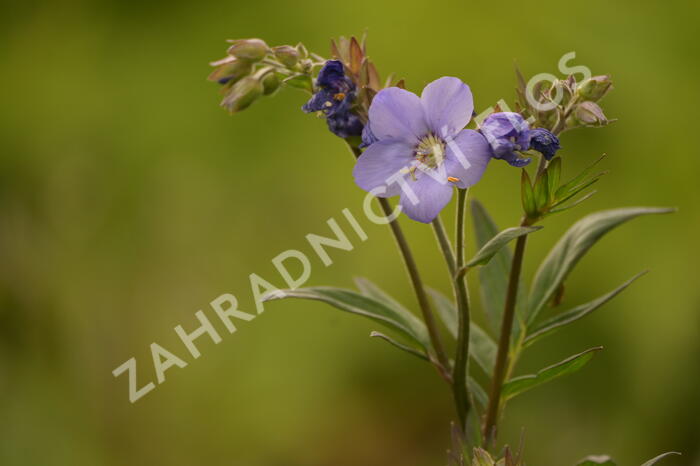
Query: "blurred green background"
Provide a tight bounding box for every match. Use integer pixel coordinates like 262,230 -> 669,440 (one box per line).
1,0 -> 699,464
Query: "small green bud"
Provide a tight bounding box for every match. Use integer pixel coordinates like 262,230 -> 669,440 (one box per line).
207,57 -> 252,85
574,101 -> 608,126
272,45 -> 300,68
577,75 -> 613,101
227,38 -> 268,62
221,76 -> 263,113
261,72 -> 280,95
473,448 -> 496,466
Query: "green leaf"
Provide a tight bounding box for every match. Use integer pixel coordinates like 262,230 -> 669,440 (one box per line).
521,169 -> 537,218
576,455 -> 616,465
369,331 -> 428,361
427,288 -> 497,374
465,226 -> 542,268
471,200 -> 527,333
263,287 -> 430,350
524,271 -> 647,347
534,170 -> 550,211
549,190 -> 597,214
555,154 -> 606,199
354,277 -> 411,315
502,347 -> 603,400
428,287 -> 458,336
640,452 -> 681,466
547,157 -> 562,200
468,376 -> 488,409
527,207 -> 674,323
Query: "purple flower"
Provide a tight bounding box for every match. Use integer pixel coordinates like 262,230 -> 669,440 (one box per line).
529,127 -> 560,160
480,112 -> 532,167
352,77 -> 492,223
302,60 -> 363,138
360,123 -> 378,148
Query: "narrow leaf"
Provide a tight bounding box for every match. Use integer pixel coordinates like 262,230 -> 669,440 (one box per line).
465,226 -> 542,268
471,200 -> 521,332
355,277 -> 411,316
264,287 -> 430,350
521,169 -> 537,217
555,154 -> 606,199
547,157 -> 561,200
549,190 -> 597,214
527,207 -> 674,323
502,347 -> 603,400
468,376 -> 488,409
427,288 -> 497,374
370,331 -> 428,361
640,452 -> 680,466
524,271 -> 647,347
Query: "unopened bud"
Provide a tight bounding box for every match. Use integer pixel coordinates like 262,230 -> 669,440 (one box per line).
577,75 -> 613,101
272,45 -> 300,68
574,101 -> 608,126
208,57 -> 252,85
221,76 -> 263,113
227,38 -> 268,62
261,72 -> 280,95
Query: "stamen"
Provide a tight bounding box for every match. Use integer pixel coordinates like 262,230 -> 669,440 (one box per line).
333,92 -> 346,101
447,176 -> 460,183
324,101 -> 333,107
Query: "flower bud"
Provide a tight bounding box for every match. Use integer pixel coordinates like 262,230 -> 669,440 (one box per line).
577,75 -> 613,101
574,101 -> 608,126
207,57 -> 252,85
221,76 -> 263,113
227,38 -> 268,62
272,45 -> 300,68
261,72 -> 280,95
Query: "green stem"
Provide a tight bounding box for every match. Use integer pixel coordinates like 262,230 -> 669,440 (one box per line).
482,221 -> 529,447
452,188 -> 472,429
431,217 -> 456,275
346,142 -> 450,373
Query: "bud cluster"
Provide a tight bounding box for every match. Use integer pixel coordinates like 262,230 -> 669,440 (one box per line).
516,70 -> 614,134
208,38 -> 326,113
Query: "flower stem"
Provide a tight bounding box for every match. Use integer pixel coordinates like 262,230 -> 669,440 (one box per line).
431,217 -> 456,275
482,220 -> 529,447
452,188 -> 472,429
346,142 -> 451,373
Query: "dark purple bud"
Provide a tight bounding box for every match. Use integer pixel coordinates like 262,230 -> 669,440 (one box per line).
529,128 -> 560,160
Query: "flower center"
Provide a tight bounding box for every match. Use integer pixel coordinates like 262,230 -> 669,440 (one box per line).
414,134 -> 445,170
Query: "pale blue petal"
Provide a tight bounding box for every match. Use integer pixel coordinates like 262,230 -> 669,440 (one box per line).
399,174 -> 454,223
353,139 -> 414,197
368,87 -> 429,143
421,77 -> 474,139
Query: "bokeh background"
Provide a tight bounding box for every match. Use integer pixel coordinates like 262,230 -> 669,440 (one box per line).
1,0 -> 699,464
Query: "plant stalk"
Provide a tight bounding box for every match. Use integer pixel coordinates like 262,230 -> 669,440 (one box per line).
452,188 -> 472,429
346,142 -> 450,372
482,222 -> 529,447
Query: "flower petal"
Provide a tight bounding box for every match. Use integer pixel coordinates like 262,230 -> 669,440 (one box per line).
421,77 -> 474,139
443,129 -> 492,189
368,87 -> 428,143
353,139 -> 414,197
399,174 -> 454,223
